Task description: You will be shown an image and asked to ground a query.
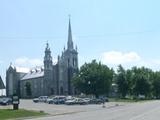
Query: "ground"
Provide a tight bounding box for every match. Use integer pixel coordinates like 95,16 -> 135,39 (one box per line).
1,100 -> 160,120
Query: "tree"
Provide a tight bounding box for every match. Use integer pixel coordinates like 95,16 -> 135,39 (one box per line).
152,72 -> 160,98
25,82 -> 32,97
133,75 -> 150,97
72,60 -> 113,98
125,69 -> 133,96
131,67 -> 152,98
116,65 -> 129,98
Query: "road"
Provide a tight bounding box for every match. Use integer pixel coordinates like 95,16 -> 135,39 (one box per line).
25,100 -> 160,120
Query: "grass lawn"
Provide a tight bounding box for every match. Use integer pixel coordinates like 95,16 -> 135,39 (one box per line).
0,109 -> 47,120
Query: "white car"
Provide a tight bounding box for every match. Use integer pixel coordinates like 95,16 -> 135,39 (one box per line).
65,99 -> 76,105
33,96 -> 48,103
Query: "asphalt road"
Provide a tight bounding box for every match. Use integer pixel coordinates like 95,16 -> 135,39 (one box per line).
24,100 -> 160,120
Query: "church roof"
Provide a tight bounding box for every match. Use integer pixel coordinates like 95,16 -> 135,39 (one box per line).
8,65 -> 30,73
21,68 -> 44,80
0,76 -> 5,89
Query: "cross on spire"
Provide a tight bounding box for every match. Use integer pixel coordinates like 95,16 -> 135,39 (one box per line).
68,14 -> 71,19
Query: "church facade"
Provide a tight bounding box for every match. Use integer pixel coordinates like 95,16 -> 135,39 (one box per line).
6,19 -> 78,98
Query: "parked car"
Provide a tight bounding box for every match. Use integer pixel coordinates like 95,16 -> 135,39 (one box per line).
0,97 -> 12,105
65,99 -> 76,105
138,95 -> 145,100
39,96 -> 48,102
46,98 -> 54,104
0,98 -> 3,104
83,98 -> 91,104
33,98 -> 39,103
89,98 -> 103,104
33,96 -> 48,103
53,96 -> 66,104
76,98 -> 88,105
99,97 -> 109,102
65,98 -> 88,105
105,97 -> 109,102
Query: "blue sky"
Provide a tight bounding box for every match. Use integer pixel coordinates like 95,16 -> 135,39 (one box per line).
1,0 -> 160,87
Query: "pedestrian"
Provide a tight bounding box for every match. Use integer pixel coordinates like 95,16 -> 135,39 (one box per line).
102,97 -> 106,108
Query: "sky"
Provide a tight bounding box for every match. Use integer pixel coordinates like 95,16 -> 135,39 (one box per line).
1,0 -> 160,91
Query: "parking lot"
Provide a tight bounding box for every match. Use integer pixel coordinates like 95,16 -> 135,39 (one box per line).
0,97 -> 126,116
1,99 -> 160,120
19,99 -> 123,115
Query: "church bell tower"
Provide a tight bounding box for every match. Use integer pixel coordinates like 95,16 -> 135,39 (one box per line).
44,42 -> 53,95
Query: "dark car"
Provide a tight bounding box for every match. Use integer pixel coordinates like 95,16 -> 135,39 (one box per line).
0,98 -> 3,104
89,98 -> 103,104
99,97 -> 109,102
105,98 -> 109,102
0,97 -> 12,105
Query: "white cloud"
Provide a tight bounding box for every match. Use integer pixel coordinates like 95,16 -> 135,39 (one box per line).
14,57 -> 58,67
15,57 -> 43,67
101,51 -> 141,65
99,51 -> 160,71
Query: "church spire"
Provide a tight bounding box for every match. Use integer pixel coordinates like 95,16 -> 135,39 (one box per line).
67,16 -> 74,50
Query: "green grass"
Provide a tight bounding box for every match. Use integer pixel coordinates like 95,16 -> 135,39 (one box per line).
0,109 -> 47,120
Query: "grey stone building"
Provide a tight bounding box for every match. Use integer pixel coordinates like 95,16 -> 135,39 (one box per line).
6,19 -> 78,98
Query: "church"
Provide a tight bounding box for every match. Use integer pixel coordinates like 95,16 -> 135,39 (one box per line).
6,19 -> 79,98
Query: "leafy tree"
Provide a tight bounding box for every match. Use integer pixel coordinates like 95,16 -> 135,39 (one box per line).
116,65 -> 129,98
25,82 -> 32,97
131,67 -> 152,98
133,75 -> 150,97
116,66 -> 152,98
125,69 -> 133,96
73,61 -> 160,99
72,60 -> 113,98
152,72 -> 160,98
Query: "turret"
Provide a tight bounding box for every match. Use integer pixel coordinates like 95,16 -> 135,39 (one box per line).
44,43 -> 53,70
43,42 -> 53,96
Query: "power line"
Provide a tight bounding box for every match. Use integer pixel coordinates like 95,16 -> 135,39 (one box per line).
0,29 -> 159,40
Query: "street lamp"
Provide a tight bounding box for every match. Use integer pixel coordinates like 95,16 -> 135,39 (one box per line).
88,81 -> 91,94
88,81 -> 91,85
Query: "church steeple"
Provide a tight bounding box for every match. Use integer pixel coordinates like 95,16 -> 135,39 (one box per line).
44,42 -> 52,70
67,17 -> 74,50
